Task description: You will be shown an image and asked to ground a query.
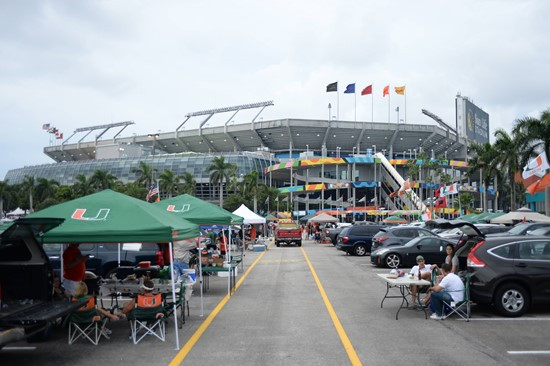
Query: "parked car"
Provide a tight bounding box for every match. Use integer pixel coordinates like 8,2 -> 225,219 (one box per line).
486,222 -> 550,237
438,224 -> 509,242
335,224 -> 385,256
44,242 -> 164,278
467,235 -> 550,317
527,227 -> 550,236
0,218 -> 85,349
275,221 -> 302,247
370,236 -> 456,268
371,227 -> 438,251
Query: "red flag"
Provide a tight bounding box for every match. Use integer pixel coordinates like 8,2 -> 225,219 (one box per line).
361,85 -> 373,96
435,196 -> 447,209
56,133 -> 63,139
389,191 -> 398,198
383,85 -> 389,97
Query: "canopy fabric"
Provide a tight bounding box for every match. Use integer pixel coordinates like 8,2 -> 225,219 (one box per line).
265,214 -> 278,221
308,213 -> 338,223
232,204 -> 266,224
299,213 -> 316,223
458,213 -> 480,222
154,194 -> 243,225
470,212 -> 504,223
7,207 -> 26,216
28,190 -> 200,243
491,210 -> 550,224
383,216 -> 408,223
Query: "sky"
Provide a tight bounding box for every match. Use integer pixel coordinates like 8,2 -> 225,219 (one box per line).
1,0 -> 549,179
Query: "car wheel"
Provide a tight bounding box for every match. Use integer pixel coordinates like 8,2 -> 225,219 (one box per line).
354,244 -> 367,256
297,241 -> 302,247
385,253 -> 401,268
276,242 -> 280,247
494,284 -> 530,317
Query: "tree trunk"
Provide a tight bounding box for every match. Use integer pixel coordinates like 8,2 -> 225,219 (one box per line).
494,175 -> 498,212
29,192 -> 33,212
510,173 -> 515,211
219,182 -> 224,208
253,195 -> 257,213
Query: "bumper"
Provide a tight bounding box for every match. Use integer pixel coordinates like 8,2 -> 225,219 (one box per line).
469,284 -> 494,304
336,243 -> 353,253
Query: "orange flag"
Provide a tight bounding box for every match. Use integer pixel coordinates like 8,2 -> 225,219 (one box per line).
394,86 -> 406,95
383,85 -> 389,97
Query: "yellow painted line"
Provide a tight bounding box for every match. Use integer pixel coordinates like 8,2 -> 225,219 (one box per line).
261,259 -> 304,263
301,247 -> 362,366
169,246 -> 270,366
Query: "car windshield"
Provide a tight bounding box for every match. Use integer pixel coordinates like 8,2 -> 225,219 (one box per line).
508,224 -> 530,235
527,228 -> 550,235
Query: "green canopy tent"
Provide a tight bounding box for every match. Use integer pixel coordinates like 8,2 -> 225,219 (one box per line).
458,213 -> 480,222
153,194 -> 245,314
265,214 -> 278,221
383,215 -> 408,225
28,190 -> 200,349
153,194 -> 243,225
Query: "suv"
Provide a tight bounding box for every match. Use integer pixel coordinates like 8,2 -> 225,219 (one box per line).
44,243 -> 164,278
0,218 -> 85,349
336,225 -> 385,256
467,235 -> 550,317
371,227 -> 437,251
439,224 -> 509,242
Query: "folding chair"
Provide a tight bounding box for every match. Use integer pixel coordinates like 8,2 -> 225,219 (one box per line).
129,293 -> 166,344
67,296 -> 108,345
442,273 -> 471,321
164,282 -> 189,328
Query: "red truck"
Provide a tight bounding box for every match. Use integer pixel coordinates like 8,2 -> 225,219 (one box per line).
275,221 -> 302,247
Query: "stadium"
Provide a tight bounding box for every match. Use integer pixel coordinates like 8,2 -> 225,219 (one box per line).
4,96 -> 495,214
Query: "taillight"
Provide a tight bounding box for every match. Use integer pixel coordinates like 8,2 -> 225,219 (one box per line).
467,240 -> 486,268
376,236 -> 389,242
155,251 -> 164,267
326,230 -> 329,235
342,236 -> 350,243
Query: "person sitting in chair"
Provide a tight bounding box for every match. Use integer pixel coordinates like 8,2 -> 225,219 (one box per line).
120,279 -> 158,317
428,263 -> 465,320
74,281 -> 120,322
409,255 -> 434,307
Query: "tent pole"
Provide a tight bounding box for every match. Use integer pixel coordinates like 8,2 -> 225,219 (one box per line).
169,241 -> 180,350
60,244 -> 64,286
226,227 -> 231,296
199,240 -> 204,317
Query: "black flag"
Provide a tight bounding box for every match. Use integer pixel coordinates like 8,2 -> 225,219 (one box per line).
326,82 -> 338,92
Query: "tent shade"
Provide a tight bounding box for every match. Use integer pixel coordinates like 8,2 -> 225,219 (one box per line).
265,214 -> 278,221
308,213 -> 338,223
154,194 -> 243,225
299,213 -> 316,223
383,216 -> 408,224
490,210 -> 550,224
28,190 -> 200,243
232,205 -> 266,224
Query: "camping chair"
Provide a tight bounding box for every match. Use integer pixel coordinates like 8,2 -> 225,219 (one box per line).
441,273 -> 471,321
416,267 -> 438,307
164,282 -> 189,328
67,296 -> 108,345
129,293 -> 166,344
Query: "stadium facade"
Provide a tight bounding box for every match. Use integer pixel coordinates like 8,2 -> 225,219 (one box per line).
5,97 -> 497,212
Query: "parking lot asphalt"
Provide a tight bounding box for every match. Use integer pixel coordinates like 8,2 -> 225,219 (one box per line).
2,240 -> 549,365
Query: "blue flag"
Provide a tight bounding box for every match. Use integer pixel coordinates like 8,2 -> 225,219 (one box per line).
344,83 -> 355,94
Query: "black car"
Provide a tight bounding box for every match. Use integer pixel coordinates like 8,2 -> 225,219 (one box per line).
44,242 -> 164,278
0,218 -> 85,349
467,235 -> 550,317
370,236 -> 456,268
336,224 -> 385,256
325,226 -> 346,245
486,222 -> 550,237
371,226 -> 438,251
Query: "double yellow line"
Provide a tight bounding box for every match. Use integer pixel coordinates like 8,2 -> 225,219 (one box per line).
170,247 -> 362,366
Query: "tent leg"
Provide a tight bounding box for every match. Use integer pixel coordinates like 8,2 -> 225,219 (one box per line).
169,241 -> 180,350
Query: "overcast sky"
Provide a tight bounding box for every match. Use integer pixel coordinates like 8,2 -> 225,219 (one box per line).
1,0 -> 549,179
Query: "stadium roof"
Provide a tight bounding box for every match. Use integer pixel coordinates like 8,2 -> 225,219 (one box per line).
43,118 -> 467,162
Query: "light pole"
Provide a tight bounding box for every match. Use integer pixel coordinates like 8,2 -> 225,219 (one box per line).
148,133 -> 160,155
148,133 -> 160,188
396,106 -> 400,123
408,149 -> 412,159
306,144 -> 309,155
352,146 -> 356,156
328,103 -> 332,122
372,145 -> 377,155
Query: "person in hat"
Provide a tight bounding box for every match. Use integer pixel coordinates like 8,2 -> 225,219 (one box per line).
120,279 -> 156,317
409,255 -> 434,307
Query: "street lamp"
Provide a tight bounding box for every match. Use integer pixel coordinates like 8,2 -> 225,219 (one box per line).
148,133 -> 160,155
306,144 -> 309,155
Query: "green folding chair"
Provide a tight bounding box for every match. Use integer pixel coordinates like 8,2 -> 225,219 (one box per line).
129,293 -> 167,344
442,273 -> 471,321
66,296 -> 108,345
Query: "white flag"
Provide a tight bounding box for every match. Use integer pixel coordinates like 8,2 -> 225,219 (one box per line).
337,196 -> 344,202
358,196 -> 366,203
441,183 -> 458,196
522,151 -> 550,179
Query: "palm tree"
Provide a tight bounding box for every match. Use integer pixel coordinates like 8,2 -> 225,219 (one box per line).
0,180 -> 9,218
90,170 -> 118,191
22,176 -> 35,212
132,161 -> 156,188
180,172 -> 197,195
243,170 -> 259,213
468,142 -> 499,211
72,174 -> 94,197
35,178 -> 59,202
513,109 -> 550,162
493,129 -> 523,211
159,169 -> 180,198
205,156 -> 237,207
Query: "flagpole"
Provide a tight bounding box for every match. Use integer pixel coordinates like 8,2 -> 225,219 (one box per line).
404,85 -> 407,124
337,82 -> 340,121
388,89 -> 391,123
354,84 -> 357,122
371,90 -> 374,122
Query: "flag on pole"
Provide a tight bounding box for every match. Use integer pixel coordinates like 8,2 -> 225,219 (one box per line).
146,183 -> 159,202
361,85 -> 372,96
48,127 -> 57,134
370,196 -> 377,203
344,83 -> 355,94
394,86 -> 406,95
435,195 -> 447,208
358,196 -> 366,203
441,183 -> 459,196
399,178 -> 412,192
265,197 -> 269,205
383,85 -> 389,97
522,151 -> 550,179
326,82 -> 338,92
389,190 -> 399,198
274,197 -> 279,202
56,133 -> 63,139
337,196 -> 344,202
282,196 -> 289,202
42,123 -> 51,130
421,211 -> 432,222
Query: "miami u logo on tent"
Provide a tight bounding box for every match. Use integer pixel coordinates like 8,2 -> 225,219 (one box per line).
166,204 -> 190,213
71,208 -> 110,221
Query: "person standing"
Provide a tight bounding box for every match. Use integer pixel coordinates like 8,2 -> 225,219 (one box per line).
63,243 -> 89,296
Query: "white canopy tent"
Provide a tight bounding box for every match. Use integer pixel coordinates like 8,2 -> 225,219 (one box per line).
491,208 -> 550,224
308,213 -> 339,223
232,204 -> 266,224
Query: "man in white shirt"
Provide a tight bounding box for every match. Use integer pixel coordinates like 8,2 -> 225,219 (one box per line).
428,263 -> 465,319
409,255 -> 433,307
